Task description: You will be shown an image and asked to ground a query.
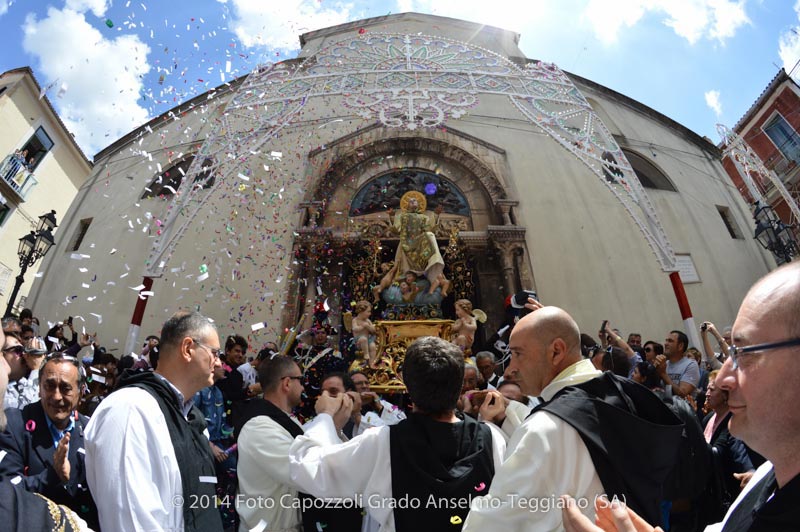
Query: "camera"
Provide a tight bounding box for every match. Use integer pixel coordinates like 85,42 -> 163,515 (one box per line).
511,290 -> 538,309
700,323 -> 708,332
511,290 -> 539,317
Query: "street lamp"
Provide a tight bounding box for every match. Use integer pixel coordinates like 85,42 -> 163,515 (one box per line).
753,201 -> 797,265
3,210 -> 57,317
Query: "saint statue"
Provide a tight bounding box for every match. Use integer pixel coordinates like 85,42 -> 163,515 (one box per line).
388,191 -> 446,294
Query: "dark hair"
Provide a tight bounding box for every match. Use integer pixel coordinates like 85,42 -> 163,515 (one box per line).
256,346 -> 277,361
321,371 -> 354,392
160,311 -> 216,353
580,333 -> 598,358
21,325 -> 34,336
145,335 -> 160,342
92,350 -> 114,366
349,369 -> 367,380
258,356 -> 300,392
602,347 -> 631,378
225,334 -> 248,353
670,330 -> 689,353
635,361 -> 661,389
402,336 -> 464,416
117,355 -> 137,374
40,353 -> 87,387
643,341 -> 664,355
19,308 -> 33,321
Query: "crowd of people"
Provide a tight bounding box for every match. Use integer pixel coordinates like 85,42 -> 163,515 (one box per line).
0,260 -> 796,531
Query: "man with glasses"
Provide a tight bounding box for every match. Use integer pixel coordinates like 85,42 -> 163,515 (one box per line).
563,260 -> 800,531
0,352 -> 98,529
235,355 -> 355,532
85,310 -> 223,532
350,369 -> 406,427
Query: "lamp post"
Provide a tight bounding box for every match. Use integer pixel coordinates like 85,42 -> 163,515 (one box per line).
3,210 -> 57,317
753,201 -> 798,265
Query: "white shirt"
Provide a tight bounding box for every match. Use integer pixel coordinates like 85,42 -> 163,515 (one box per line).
290,413 -> 506,532
4,370 -> 40,410
463,359 -> 604,532
237,415 -> 304,532
237,363 -> 257,389
85,387 -> 185,532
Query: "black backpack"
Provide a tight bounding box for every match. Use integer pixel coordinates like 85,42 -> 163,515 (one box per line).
659,394 -> 712,501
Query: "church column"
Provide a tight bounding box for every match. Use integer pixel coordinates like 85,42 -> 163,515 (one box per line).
494,241 -> 518,297
488,224 -> 527,298
496,199 -> 518,226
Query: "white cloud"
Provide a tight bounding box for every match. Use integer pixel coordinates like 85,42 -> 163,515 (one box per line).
394,1 -> 748,46
0,1 -> 8,17
778,1 -> 800,79
707,0 -> 749,41
705,89 -> 722,116
64,0 -> 109,17
583,0 -> 750,45
22,6 -> 151,156
226,0 -> 356,51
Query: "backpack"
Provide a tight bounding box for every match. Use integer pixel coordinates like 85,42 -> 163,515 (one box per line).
659,394 -> 712,501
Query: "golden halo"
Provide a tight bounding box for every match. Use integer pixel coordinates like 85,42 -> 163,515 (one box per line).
400,191 -> 427,212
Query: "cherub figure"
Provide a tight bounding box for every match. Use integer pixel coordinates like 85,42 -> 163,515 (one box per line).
451,299 -> 486,352
399,280 -> 420,303
372,261 -> 398,303
352,300 -> 379,368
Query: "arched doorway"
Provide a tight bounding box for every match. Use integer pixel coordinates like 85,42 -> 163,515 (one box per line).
284,129 -> 534,356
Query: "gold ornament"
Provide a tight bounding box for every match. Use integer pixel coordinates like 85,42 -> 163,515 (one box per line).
399,190 -> 426,213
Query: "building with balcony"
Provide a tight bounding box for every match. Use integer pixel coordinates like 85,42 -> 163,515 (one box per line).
721,68 -> 800,238
0,67 -> 92,313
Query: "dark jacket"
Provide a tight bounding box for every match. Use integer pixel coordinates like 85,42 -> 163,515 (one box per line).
536,372 -> 684,526
0,401 -> 98,529
119,370 -> 222,532
390,412 -> 495,531
0,480 -> 82,532
705,412 -> 754,503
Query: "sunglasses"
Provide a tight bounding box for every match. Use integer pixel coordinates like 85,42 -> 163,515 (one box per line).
2,345 -> 25,356
644,347 -> 654,352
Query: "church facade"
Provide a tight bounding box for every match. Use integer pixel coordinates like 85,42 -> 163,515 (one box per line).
27,13 -> 772,351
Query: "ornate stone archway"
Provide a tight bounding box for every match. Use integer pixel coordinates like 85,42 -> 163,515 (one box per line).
284,127 -> 532,337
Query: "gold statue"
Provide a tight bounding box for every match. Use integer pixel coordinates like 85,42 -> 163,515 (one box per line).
388,191 -> 447,295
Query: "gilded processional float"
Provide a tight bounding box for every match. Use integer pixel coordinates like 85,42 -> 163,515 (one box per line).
298,178 -> 486,394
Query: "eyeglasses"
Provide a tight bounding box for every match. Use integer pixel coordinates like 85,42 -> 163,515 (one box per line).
728,338 -> 800,369
192,339 -> 221,359
2,345 -> 24,356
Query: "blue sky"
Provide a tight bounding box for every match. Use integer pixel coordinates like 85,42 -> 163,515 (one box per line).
1,0 -> 799,158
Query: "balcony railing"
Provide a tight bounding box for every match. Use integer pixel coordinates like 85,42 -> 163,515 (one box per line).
0,154 -> 37,199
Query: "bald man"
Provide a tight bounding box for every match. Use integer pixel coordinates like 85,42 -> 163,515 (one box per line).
463,305 -> 682,531
563,260 -> 800,532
